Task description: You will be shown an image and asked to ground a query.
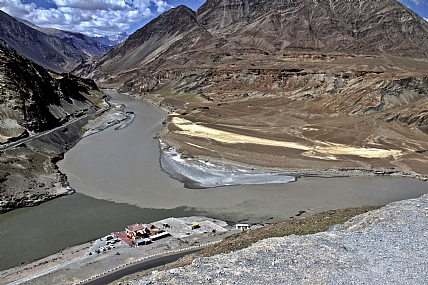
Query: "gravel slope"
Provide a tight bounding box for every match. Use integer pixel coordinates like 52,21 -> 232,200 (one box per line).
134,194 -> 428,284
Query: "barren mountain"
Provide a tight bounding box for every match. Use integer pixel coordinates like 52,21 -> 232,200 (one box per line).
21,21 -> 112,57
74,0 -> 428,178
76,0 -> 428,86
0,10 -> 89,73
198,0 -> 428,56
0,45 -> 105,143
75,5 -> 216,81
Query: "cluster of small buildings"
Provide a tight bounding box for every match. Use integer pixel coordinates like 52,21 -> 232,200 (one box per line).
113,223 -> 171,247
102,217 -> 237,250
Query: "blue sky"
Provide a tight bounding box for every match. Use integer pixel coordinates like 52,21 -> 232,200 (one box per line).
400,0 -> 428,18
0,0 -> 426,37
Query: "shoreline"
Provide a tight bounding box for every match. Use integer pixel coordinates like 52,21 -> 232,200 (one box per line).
0,99 -> 131,214
158,138 -> 428,189
142,95 -> 418,183
3,93 -> 428,282
150,96 -> 428,187
1,216 -> 239,285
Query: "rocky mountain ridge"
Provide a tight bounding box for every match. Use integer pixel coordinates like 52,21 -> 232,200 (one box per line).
22,22 -> 112,57
0,10 -> 90,73
74,5 -> 213,80
90,32 -> 129,47
76,0 -> 428,84
198,0 -> 428,56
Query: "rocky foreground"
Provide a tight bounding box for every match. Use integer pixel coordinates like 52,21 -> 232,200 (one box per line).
133,194 -> 428,284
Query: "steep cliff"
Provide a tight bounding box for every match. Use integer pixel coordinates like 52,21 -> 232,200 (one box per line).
0,45 -> 104,143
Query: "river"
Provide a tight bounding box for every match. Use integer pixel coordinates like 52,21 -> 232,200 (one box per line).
1,91 -> 428,270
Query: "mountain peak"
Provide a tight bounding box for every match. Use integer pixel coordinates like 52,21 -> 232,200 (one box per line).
75,0 -> 428,94
152,4 -> 198,25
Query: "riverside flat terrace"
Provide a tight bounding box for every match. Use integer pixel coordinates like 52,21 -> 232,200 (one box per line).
1,217 -> 233,285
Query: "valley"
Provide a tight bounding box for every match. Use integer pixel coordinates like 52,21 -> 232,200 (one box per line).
1,0 -> 428,283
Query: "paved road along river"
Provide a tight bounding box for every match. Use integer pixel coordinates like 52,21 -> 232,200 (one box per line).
1,90 -> 428,270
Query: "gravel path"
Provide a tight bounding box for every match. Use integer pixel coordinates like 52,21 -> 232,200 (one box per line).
134,194 -> 428,284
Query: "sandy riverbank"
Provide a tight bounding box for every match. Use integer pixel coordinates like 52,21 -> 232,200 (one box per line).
158,94 -> 428,180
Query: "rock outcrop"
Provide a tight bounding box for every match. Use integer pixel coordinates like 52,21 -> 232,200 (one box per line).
0,45 -> 105,142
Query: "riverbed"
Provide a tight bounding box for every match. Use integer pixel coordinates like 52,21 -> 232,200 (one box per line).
1,91 -> 428,270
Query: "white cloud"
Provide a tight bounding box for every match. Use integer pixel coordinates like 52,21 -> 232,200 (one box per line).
152,0 -> 171,13
0,0 -> 173,36
0,0 -> 36,18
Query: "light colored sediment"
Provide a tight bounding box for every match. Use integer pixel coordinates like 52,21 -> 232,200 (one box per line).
159,94 -> 428,178
171,117 -> 402,159
133,194 -> 428,284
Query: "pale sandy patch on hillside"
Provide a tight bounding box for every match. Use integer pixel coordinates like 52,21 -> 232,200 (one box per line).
171,117 -> 402,159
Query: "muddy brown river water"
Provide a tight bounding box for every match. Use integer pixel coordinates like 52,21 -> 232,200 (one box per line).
1,91 -> 428,270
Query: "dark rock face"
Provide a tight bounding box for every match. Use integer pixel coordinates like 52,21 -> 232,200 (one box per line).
0,10 -> 88,73
0,115 -> 95,214
0,45 -> 106,213
0,45 -> 102,141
